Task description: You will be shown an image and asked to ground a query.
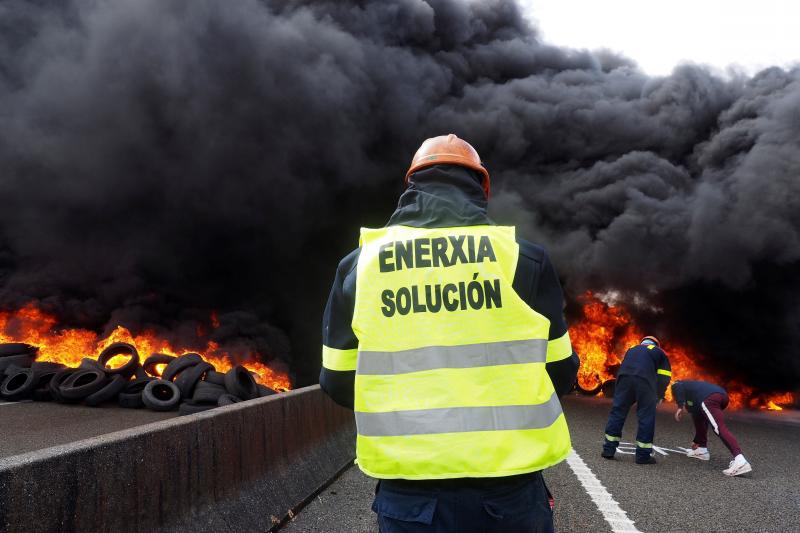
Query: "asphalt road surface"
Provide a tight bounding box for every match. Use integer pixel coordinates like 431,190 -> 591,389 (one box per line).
0,399 -> 175,458
283,395 -> 800,533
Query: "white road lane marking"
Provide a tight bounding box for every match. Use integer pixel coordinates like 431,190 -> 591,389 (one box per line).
565,448 -> 642,533
0,400 -> 30,407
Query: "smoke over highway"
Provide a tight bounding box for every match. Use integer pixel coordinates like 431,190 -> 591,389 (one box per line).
0,0 -> 798,388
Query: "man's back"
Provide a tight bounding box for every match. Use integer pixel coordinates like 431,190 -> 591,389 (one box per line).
618,343 -> 670,396
352,223 -> 569,478
320,135 -> 579,532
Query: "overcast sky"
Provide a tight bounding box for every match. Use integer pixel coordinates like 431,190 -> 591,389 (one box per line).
520,0 -> 800,76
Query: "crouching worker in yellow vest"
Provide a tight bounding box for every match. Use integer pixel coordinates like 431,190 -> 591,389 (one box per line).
320,135 -> 579,533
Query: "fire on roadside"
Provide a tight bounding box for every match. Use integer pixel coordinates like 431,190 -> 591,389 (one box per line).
0,304 -> 291,392
568,292 -> 793,410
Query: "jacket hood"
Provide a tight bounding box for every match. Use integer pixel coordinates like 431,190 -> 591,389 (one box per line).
386,164 -> 492,228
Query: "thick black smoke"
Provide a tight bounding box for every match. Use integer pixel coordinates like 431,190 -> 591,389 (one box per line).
0,0 -> 798,390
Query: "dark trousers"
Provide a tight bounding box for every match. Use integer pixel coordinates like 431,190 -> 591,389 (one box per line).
691,392 -> 742,457
603,375 -> 657,459
372,471 -> 554,533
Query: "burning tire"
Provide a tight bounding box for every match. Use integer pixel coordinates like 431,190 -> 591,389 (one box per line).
174,361 -> 213,399
192,381 -> 227,404
601,379 -> 617,398
59,370 -> 109,401
142,379 -> 181,411
161,353 -> 203,382
84,375 -> 129,407
142,354 -> 175,377
0,368 -> 37,401
98,342 -> 140,378
575,374 -> 603,396
218,394 -> 243,407
224,366 -> 259,400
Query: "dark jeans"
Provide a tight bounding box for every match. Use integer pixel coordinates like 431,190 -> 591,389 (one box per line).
691,392 -> 742,457
603,375 -> 657,459
372,471 -> 554,533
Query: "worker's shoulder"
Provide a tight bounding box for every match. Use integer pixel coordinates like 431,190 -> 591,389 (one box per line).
624,344 -> 646,355
336,248 -> 361,276
515,236 -> 547,265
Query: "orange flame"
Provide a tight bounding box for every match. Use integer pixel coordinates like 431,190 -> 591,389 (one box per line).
569,292 -> 793,410
0,303 -> 291,392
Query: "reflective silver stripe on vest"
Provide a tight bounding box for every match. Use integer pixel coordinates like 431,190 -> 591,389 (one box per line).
356,391 -> 563,437
357,339 -> 547,375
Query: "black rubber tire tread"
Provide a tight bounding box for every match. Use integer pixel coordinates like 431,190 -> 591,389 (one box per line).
124,377 -> 156,393
33,370 -> 59,388
84,375 -> 129,407
192,381 -> 227,403
1,369 -> 37,401
161,353 -> 203,382
134,366 -> 148,380
205,370 -> 226,386
174,361 -> 212,399
142,354 -> 176,376
0,343 -> 38,357
98,342 -> 140,377
31,371 -> 59,401
49,369 -> 79,403
257,384 -> 276,397
0,354 -> 34,374
224,366 -> 259,400
178,401 -> 217,416
59,370 -> 109,400
217,393 -> 243,407
117,378 -> 155,409
31,361 -> 66,373
79,357 -> 103,370
118,392 -> 144,408
601,379 -> 616,399
33,387 -> 53,402
3,362 -> 29,377
142,379 -> 181,411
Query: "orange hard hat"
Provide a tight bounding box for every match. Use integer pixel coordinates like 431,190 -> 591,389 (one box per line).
405,134 -> 491,198
641,336 -> 661,347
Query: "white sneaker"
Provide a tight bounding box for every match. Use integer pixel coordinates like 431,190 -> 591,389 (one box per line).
723,454 -> 752,476
686,447 -> 710,461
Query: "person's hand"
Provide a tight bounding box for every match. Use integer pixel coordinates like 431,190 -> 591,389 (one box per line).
674,407 -> 684,422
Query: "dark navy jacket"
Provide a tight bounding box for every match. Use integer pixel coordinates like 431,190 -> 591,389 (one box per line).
320,164 -> 580,409
617,343 -> 671,399
671,380 -> 727,414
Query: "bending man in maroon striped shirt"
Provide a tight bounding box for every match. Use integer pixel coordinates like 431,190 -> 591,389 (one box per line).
672,380 -> 752,477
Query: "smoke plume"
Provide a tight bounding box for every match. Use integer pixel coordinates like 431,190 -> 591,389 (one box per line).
1,0 -> 798,389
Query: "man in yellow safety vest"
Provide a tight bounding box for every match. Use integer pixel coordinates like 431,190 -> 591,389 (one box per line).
320,134 -> 579,532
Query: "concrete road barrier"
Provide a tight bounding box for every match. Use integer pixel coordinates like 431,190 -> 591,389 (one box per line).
0,385 -> 355,533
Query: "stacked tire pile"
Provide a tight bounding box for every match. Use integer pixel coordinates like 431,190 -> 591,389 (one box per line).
0,342 -> 276,415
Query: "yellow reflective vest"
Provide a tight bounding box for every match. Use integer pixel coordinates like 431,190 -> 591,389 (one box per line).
350,224 -> 571,479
